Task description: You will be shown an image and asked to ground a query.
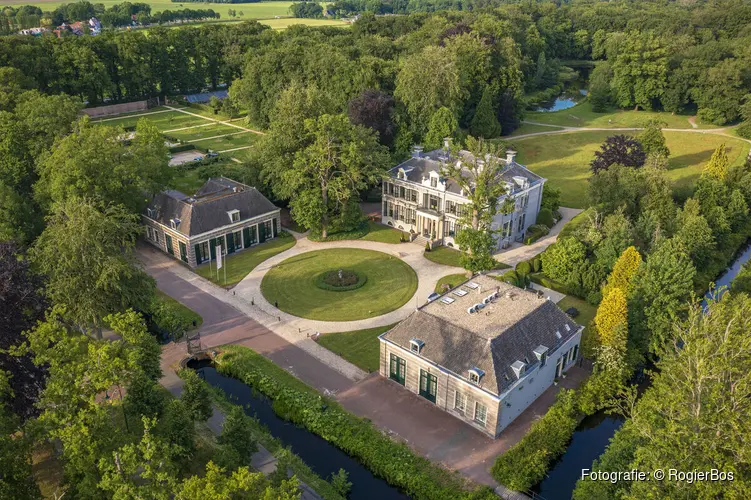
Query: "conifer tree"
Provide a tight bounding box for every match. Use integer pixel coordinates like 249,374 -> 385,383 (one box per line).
469,86 -> 501,139
703,143 -> 729,180
602,246 -> 643,299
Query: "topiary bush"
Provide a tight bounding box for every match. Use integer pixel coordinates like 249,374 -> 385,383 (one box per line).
516,261 -> 531,276
524,224 -> 550,245
532,256 -> 542,273
537,208 -> 555,228
314,269 -> 367,291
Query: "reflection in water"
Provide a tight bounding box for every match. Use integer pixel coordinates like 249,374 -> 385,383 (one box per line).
535,89 -> 588,112
188,360 -> 407,500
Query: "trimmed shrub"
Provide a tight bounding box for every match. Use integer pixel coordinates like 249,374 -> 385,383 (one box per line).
537,208 -> 555,229
308,222 -> 368,242
314,270 -> 368,291
491,390 -> 579,490
524,224 -> 550,245
516,261 -> 531,276
531,257 -> 542,273
529,274 -> 570,295
216,346 -> 492,500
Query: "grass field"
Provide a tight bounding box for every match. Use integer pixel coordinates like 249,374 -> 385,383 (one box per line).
196,235 -> 296,287
318,324 -> 396,372
199,132 -> 259,152
260,18 -> 348,29
359,220 -> 408,244
423,246 -> 464,267
505,123 -> 565,137
513,130 -> 750,208
0,0 -> 297,20
261,248 -> 418,321
525,101 -> 720,130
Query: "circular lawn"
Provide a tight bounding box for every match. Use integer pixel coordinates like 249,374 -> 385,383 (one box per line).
261,248 -> 418,321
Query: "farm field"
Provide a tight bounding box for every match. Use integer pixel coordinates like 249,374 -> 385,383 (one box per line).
513,130 -> 750,208
260,18 -> 348,29
525,101 -> 721,130
0,0 -> 297,21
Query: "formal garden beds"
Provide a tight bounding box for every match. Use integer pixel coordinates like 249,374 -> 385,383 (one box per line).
195,232 -> 296,287
213,345 -> 496,500
261,248 -> 417,321
315,269 -> 367,291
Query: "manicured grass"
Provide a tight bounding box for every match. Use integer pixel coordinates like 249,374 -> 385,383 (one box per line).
556,295 -> 596,329
198,132 -> 259,153
168,123 -> 241,142
317,324 -> 396,373
0,0 -> 297,21
261,248 -> 418,321
524,101 -> 719,129
196,235 -> 296,287
423,246 -> 464,267
96,110 -> 205,130
359,220 -> 409,244
514,130 -> 750,208
155,290 -> 202,330
506,123 -> 565,137
434,272 -> 468,294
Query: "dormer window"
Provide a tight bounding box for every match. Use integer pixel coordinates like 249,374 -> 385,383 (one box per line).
533,345 -> 549,367
555,330 -> 562,339
410,338 -> 424,354
146,208 -> 155,218
228,210 -> 240,223
398,169 -> 406,180
510,360 -> 526,379
565,324 -> 571,332
170,218 -> 180,230
468,367 -> 484,385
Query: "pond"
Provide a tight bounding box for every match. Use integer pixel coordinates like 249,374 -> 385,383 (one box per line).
531,243 -> 751,500
187,359 -> 408,500
535,89 -> 587,112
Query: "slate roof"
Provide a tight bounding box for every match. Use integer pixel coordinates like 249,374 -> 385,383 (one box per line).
382,276 -> 580,396
388,148 -> 543,196
145,176 -> 279,237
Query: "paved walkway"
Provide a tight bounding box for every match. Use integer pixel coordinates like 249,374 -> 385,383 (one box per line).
231,235 -> 466,334
494,207 -> 582,266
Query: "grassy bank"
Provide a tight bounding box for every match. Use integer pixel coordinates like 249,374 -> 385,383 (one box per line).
318,324 -> 396,372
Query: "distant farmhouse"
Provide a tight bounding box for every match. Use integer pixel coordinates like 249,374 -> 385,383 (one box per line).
142,177 -> 281,268
379,275 -> 582,438
381,142 -> 545,250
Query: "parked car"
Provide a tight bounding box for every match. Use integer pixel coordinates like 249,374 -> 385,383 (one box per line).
427,292 -> 440,303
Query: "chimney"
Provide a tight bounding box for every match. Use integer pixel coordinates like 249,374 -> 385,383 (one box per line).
411,145 -> 424,158
506,150 -> 517,164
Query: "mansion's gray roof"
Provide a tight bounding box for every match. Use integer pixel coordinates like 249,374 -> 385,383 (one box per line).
382,275 -> 580,396
388,148 -> 543,196
145,176 -> 278,237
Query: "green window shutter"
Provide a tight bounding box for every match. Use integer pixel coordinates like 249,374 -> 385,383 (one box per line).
194,244 -> 201,264
166,235 -> 174,255
243,227 -> 251,248
226,233 -> 235,254
259,222 -> 266,243
179,242 -> 188,263
209,238 -> 216,260
272,218 -> 278,237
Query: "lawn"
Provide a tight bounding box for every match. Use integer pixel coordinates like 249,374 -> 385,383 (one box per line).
423,246 -> 464,267
198,132 -> 259,153
556,295 -> 596,329
359,220 -> 409,244
0,0 -> 297,21
505,123 -> 565,137
524,101 -> 719,129
513,130 -> 750,208
168,123 -> 241,142
317,323 -> 396,373
434,272 -> 468,294
196,235 -> 296,287
261,248 -> 418,321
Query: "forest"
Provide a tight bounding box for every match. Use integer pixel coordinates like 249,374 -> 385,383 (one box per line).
2,0 -> 751,498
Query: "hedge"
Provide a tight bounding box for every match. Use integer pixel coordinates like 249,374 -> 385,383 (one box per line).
491,390 -> 579,491
529,273 -> 570,295
524,224 -> 550,245
536,208 -> 555,229
308,222 -> 369,242
314,270 -> 367,292
169,143 -> 197,154
215,345 -> 496,500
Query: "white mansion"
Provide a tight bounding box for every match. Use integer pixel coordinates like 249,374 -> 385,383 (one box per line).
381,144 -> 546,249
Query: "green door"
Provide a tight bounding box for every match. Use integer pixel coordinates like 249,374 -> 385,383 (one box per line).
165,234 -> 174,255
243,227 -> 251,248
419,370 -> 437,403
389,354 -> 406,385
272,218 -> 278,238
226,233 -> 235,254
209,238 -> 217,260
179,242 -> 188,263
194,244 -> 202,264
259,221 -> 267,243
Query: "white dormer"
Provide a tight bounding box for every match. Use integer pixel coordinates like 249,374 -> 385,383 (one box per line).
512,176 -> 528,190
170,218 -> 180,230
468,367 -> 485,385
409,338 -> 425,354
510,360 -> 526,379
227,209 -> 240,223
533,345 -> 549,366
146,208 -> 155,218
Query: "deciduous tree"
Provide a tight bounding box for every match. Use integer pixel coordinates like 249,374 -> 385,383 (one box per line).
590,135 -> 646,174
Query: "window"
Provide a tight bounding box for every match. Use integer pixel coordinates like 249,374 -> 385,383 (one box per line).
146,208 -> 155,218
154,231 -> 160,243
389,354 -> 406,385
410,190 -> 417,202
541,352 -> 547,366
430,176 -> 437,188
388,203 -> 394,218
170,219 -> 177,230
178,241 -> 188,263
517,213 -> 526,232
468,368 -> 484,385
399,186 -> 406,199
410,339 -> 424,354
419,370 -> 437,403
501,220 -> 512,239
444,220 -> 455,236
263,220 -> 273,239
429,196 -> 439,212
388,183 -> 394,196
572,344 -> 579,362
474,402 -> 487,426
199,241 -> 210,263
454,391 -> 467,413
228,210 -> 240,223
446,200 -> 456,215
233,230 -> 242,250
382,201 -> 388,217
146,227 -> 153,240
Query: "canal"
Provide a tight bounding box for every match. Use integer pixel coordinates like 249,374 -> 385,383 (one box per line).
530,243 -> 751,499
188,359 -> 408,500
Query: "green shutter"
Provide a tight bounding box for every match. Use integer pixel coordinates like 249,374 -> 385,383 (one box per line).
209,238 -> 216,260
243,227 -> 251,248
226,233 -> 235,254
179,242 -> 188,263
166,235 -> 174,255
194,244 -> 201,264
259,222 -> 266,243
272,218 -> 278,238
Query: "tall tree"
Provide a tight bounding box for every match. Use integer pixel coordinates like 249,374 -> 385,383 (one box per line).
637,120 -> 669,159
442,137 -> 509,272
590,134 -> 646,174
423,107 -> 458,151
610,30 -> 667,110
279,114 -> 390,238
703,143 -> 729,181
602,246 -> 642,299
588,62 -> 613,112
30,199 -> 155,338
347,89 -> 396,147
469,86 -> 501,139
